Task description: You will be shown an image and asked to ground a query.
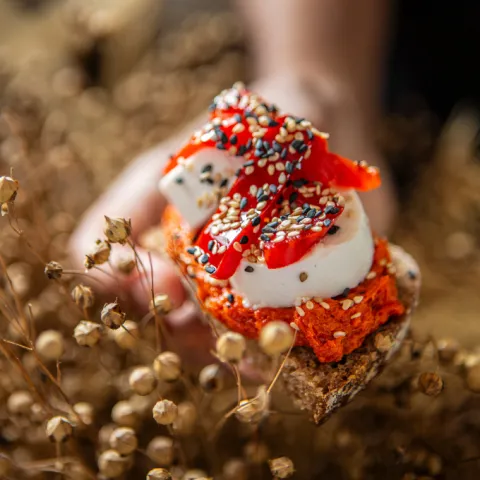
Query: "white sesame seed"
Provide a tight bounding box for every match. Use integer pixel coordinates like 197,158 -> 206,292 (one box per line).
258,115 -> 269,126
351,313 -> 362,319
287,231 -> 300,237
279,173 -> 286,184
267,164 -> 275,175
257,201 -> 267,210
366,271 -> 377,280
341,299 -> 354,310
249,185 -> 258,196
320,302 -> 330,310
333,331 -> 346,338
275,134 -> 285,143
245,166 -> 255,175
353,296 -> 363,304
233,242 -> 242,252
232,123 -> 245,133
306,301 -> 314,310
295,306 -> 305,317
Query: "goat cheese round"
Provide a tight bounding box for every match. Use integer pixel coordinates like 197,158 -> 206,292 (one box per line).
229,191 -> 374,308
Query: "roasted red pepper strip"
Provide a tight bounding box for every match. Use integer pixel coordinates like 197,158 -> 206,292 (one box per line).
164,85 -> 380,278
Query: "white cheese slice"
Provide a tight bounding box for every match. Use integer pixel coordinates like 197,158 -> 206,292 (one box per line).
229,191 -> 374,308
159,147 -> 243,230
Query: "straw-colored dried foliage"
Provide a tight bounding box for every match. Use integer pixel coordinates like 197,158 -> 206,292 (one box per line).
1,3 -> 480,480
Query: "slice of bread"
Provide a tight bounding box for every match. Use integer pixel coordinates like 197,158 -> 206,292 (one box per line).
280,244 -> 420,424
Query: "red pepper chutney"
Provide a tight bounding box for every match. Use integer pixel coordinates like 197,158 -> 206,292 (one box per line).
162,83 -> 405,363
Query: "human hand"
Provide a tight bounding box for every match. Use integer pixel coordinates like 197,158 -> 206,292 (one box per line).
69,75 -> 397,361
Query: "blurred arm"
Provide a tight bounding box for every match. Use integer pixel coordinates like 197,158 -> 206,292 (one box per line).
236,0 -> 390,122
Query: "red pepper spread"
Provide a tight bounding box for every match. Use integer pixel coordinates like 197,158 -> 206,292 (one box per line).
162,83 -> 405,363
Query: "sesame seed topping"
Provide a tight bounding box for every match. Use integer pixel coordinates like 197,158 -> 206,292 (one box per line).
205,265 -> 216,274
233,242 -> 242,252
333,331 -> 346,338
320,302 -> 330,310
295,306 -> 305,317
245,266 -> 254,273
366,271 -> 377,280
353,295 -> 363,304
299,272 -> 308,282
341,299 -> 354,310
351,313 -> 362,319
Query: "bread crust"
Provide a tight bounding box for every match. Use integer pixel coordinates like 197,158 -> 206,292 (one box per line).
280,244 -> 420,424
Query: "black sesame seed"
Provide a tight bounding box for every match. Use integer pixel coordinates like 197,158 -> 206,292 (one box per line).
263,141 -> 270,151
268,120 -> 279,127
307,209 -> 316,218
175,177 -> 184,184
324,218 -> 331,227
220,132 -> 228,144
234,113 -> 242,122
293,178 -> 308,188
201,164 -> 213,173
304,224 -> 312,230
254,149 -> 263,158
297,215 -> 305,223
269,184 -> 277,193
342,287 -> 350,297
230,134 -> 238,145
235,168 -> 242,177
186,247 -> 196,255
201,177 -> 214,185
240,197 -> 248,209
272,141 -> 282,153
255,139 -> 263,149
256,189 -> 264,200
327,225 -> 340,235
259,194 -> 269,202
216,142 -> 226,150
276,195 -> 284,205
207,240 -> 215,251
281,148 -> 288,159
325,205 -> 340,215
285,161 -> 293,173
238,146 -> 246,156
291,139 -> 304,151
227,293 -> 235,303
408,270 -> 417,279
260,234 -> 271,242
245,139 -> 252,150
205,265 -> 216,274
220,178 -> 229,188
295,117 -> 305,124
244,160 -> 255,167
289,192 -> 298,203
267,148 -> 275,156
262,226 -> 275,234
252,216 -> 261,226
239,235 -> 249,245
208,103 -> 216,111
244,266 -> 254,273
200,254 -> 209,264
306,129 -> 314,140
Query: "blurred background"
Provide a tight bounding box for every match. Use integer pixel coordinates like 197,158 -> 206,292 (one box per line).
1,0 -> 480,478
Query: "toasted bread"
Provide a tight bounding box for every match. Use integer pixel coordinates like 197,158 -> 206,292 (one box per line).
280,244 -> 420,424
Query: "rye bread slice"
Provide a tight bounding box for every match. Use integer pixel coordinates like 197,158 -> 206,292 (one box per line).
280,243 -> 420,424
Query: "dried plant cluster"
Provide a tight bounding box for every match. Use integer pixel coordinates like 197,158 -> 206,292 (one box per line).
0,6 -> 480,480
